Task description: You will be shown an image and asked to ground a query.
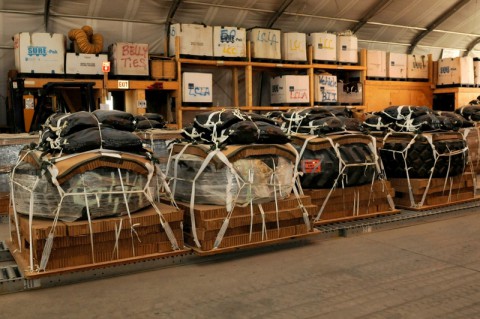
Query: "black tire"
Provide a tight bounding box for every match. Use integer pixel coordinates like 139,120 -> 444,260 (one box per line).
297,143 -> 376,189
380,135 -> 467,178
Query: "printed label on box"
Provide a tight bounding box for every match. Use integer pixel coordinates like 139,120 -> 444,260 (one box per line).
302,159 -> 321,173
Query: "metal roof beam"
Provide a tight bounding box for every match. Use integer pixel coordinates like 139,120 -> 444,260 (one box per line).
265,0 -> 294,28
166,0 -> 182,27
351,0 -> 393,34
408,0 -> 471,54
464,37 -> 480,56
44,0 -> 51,32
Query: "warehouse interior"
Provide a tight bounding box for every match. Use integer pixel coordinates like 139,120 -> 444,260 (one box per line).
1,0 -> 480,317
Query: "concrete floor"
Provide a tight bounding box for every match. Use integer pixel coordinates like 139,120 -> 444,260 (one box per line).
1,209 -> 480,318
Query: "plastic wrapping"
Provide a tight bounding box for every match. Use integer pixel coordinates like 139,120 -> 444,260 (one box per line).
0,173 -> 9,192
168,154 -> 295,206
12,161 -> 153,222
0,144 -> 28,170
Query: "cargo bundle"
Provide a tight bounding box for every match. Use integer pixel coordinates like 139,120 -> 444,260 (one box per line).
264,106 -> 396,224
9,110 -> 185,274
368,105 -> 475,209
166,110 -> 314,253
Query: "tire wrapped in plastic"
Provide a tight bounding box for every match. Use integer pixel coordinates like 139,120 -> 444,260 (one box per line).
380,133 -> 467,178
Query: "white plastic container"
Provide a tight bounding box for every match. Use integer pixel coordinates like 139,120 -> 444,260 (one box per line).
337,33 -> 358,63
108,42 -> 149,76
307,32 -> 337,62
66,53 -> 108,75
281,32 -> 307,62
13,32 -> 66,74
169,23 -> 213,57
213,26 -> 246,58
314,74 -> 337,103
270,75 -> 309,104
247,28 -> 281,60
387,52 -> 407,79
366,50 -> 387,78
182,72 -> 213,103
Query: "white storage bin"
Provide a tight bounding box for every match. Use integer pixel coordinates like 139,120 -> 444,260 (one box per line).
247,28 -> 281,60
337,33 -> 358,63
13,32 -> 66,74
307,32 -> 336,62
182,72 -> 213,103
281,32 -> 307,62
314,74 -> 337,103
213,26 -> 246,58
66,53 -> 108,75
108,42 -> 149,76
366,50 -> 387,78
270,75 -> 309,104
387,52 -> 407,79
169,23 -> 213,57
437,57 -> 474,86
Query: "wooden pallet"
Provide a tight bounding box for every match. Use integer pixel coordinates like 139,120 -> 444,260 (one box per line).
313,209 -> 401,226
7,239 -> 190,279
394,196 -> 480,211
188,230 -> 319,256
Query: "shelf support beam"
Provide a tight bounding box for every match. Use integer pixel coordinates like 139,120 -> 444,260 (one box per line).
407,0 -> 471,54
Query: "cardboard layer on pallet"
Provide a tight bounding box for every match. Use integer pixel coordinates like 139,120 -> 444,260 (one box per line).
389,172 -> 477,208
304,180 -> 397,223
10,202 -> 184,271
175,195 -> 312,220
185,224 -> 308,251
389,174 -> 474,195
0,192 -> 10,215
179,194 -> 315,252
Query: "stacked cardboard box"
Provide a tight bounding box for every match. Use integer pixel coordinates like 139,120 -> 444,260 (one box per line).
175,195 -> 316,252
304,180 -> 396,223
10,202 -> 184,271
389,173 -> 476,208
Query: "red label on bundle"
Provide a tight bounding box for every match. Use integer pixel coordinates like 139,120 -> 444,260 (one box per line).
302,159 -> 321,173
